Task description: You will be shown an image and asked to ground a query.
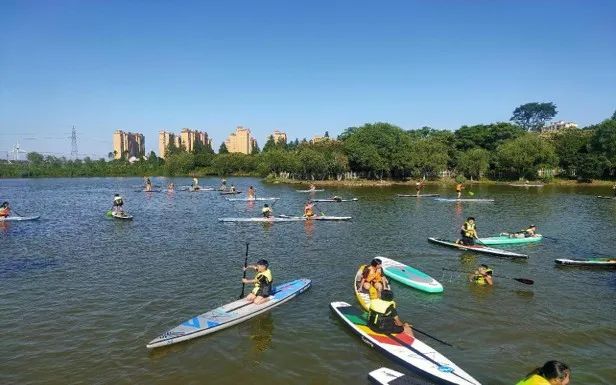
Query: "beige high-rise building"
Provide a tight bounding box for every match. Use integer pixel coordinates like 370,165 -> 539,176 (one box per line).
224,126 -> 255,154
158,131 -> 177,159
272,130 -> 287,144
158,129 -> 209,158
112,130 -> 145,159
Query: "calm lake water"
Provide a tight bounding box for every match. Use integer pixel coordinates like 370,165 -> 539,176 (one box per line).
0,177 -> 614,385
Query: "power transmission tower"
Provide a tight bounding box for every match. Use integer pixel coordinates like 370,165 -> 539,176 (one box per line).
71,125 -> 78,159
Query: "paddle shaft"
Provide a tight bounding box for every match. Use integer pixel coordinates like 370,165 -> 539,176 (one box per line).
442,268 -> 534,285
411,326 -> 455,348
239,243 -> 249,299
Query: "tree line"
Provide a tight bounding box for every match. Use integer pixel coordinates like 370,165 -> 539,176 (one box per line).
1,104 -> 615,181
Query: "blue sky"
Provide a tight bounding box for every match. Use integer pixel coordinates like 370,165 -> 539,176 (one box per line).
1,0 -> 615,159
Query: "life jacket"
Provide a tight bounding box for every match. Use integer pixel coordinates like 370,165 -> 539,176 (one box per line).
253,269 -> 273,296
473,268 -> 493,285
463,221 -> 476,237
368,298 -> 397,331
515,374 -> 551,385
364,266 -> 383,284
113,197 -> 123,206
262,207 -> 272,217
456,183 -> 463,192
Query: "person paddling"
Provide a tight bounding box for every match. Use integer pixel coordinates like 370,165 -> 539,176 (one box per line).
247,186 -> 256,199
332,195 -> 342,202
457,217 -> 478,246
230,184 -> 237,193
242,259 -> 273,305
368,289 -> 414,338
612,183 -> 616,197
191,177 -> 200,191
303,200 -> 316,218
415,180 -> 424,196
0,201 -> 10,217
469,264 -> 493,286
455,182 -> 464,199
309,183 -> 317,191
144,177 -> 152,192
360,258 -> 389,298
515,360 -> 571,385
112,194 -> 124,214
262,204 -> 273,218
167,182 -> 175,191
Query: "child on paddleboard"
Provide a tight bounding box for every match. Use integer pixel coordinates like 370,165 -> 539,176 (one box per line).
242,259 -> 273,305
368,289 -> 414,337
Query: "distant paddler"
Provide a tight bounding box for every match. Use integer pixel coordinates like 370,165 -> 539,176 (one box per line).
112,194 -> 125,214
309,183 -> 317,192
303,200 -> 316,218
262,203 -> 273,218
455,182 -> 464,199
144,177 -> 152,192
0,201 -> 11,218
613,183 -> 616,197
230,184 -> 237,193
167,182 -> 175,191
242,259 -> 273,305
331,195 -> 342,202
247,186 -> 256,199
219,178 -> 227,191
415,180 -> 425,196
191,177 -> 200,191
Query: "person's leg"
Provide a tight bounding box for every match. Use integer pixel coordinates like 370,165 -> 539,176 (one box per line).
253,295 -> 270,305
245,293 -> 256,302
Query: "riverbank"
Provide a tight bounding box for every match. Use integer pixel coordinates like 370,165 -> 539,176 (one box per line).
264,176 -> 616,188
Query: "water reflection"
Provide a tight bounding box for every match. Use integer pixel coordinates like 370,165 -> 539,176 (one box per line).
304,220 -> 314,238
249,313 -> 274,354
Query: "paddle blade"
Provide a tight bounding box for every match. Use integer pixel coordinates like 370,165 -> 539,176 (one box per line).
514,278 -> 534,285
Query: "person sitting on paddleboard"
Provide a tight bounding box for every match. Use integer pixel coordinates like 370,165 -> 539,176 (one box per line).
457,217 -> 478,246
332,195 -> 342,202
247,186 -> 256,199
469,264 -> 493,286
262,204 -> 273,218
144,177 -> 152,192
0,201 -> 10,217
455,182 -> 464,199
368,289 -> 414,337
242,259 -> 273,305
303,200 -> 315,217
230,184 -> 237,193
360,258 -> 389,298
515,360 -> 570,385
112,194 -> 124,214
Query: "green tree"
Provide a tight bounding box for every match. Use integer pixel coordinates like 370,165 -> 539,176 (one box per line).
252,141 -> 260,154
589,119 -> 616,167
164,152 -> 195,175
510,102 -> 558,132
218,142 -> 229,154
577,154 -> 611,180
262,135 -> 277,153
455,123 -> 525,151
495,134 -> 558,179
611,109 -> 616,120
552,129 -> 591,177
457,148 -> 491,179
26,152 -> 44,165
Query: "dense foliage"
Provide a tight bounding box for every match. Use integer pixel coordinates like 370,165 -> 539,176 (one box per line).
2,114 -> 616,182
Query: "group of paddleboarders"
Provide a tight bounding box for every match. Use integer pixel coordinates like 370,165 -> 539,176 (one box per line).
359,259 -> 415,338
0,201 -> 10,217
242,259 -> 273,305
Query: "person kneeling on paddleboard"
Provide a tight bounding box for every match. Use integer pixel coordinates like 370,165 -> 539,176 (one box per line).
112,194 -> 124,214
361,259 -> 389,298
262,204 -> 273,218
0,201 -> 10,217
242,259 -> 273,305
457,217 -> 478,245
515,360 -> 570,385
469,264 -> 493,286
368,290 -> 414,337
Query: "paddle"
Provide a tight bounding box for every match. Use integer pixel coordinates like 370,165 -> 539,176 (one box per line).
442,267 -> 534,285
410,326 -> 456,348
239,242 -> 249,299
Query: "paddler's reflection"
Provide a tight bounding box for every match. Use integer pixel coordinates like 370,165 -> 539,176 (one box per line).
249,312 -> 273,353
304,219 -> 314,238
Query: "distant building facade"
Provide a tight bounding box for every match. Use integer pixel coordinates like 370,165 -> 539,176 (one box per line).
272,130 -> 287,144
113,130 -> 145,159
541,120 -> 578,133
225,126 -> 256,154
310,135 -> 326,144
158,129 -> 210,158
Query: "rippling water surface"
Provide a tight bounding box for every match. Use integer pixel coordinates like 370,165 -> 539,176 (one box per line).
0,178 -> 614,385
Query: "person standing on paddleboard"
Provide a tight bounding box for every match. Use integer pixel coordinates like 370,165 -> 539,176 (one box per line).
469,264 -> 493,286
368,289 -> 414,337
144,177 -> 152,192
247,186 -> 256,199
515,360 -> 570,385
455,182 -> 464,199
112,194 -> 124,214
0,202 -> 10,217
191,177 -> 199,190
457,217 -> 478,245
415,180 -> 424,196
242,259 -> 273,305
613,183 -> 616,197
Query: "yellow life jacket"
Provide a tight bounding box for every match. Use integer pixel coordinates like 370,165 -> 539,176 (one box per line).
304,206 -> 314,217
368,298 -> 396,330
515,374 -> 551,385
473,268 -> 493,285
262,207 -> 272,217
364,266 -> 383,284
253,269 -> 273,291
463,221 -> 476,237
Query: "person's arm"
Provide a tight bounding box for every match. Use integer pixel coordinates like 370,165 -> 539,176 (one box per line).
485,275 -> 493,286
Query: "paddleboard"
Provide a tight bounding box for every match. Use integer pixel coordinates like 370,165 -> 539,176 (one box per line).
225,197 -> 280,202
397,194 -> 440,198
428,238 -> 528,259
0,215 -> 40,222
555,258 -> 616,268
368,367 -> 426,385
220,191 -> 242,195
296,189 -> 325,192
278,214 -> 352,221
219,215 -> 352,222
596,196 -> 616,200
312,198 -> 358,202
508,184 -> 544,187
331,302 -> 481,385
434,198 -> 494,202
134,189 -> 163,193
147,279 -> 311,349
478,234 -> 542,245
112,212 -> 133,220
378,257 -> 443,293
187,187 -> 214,192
